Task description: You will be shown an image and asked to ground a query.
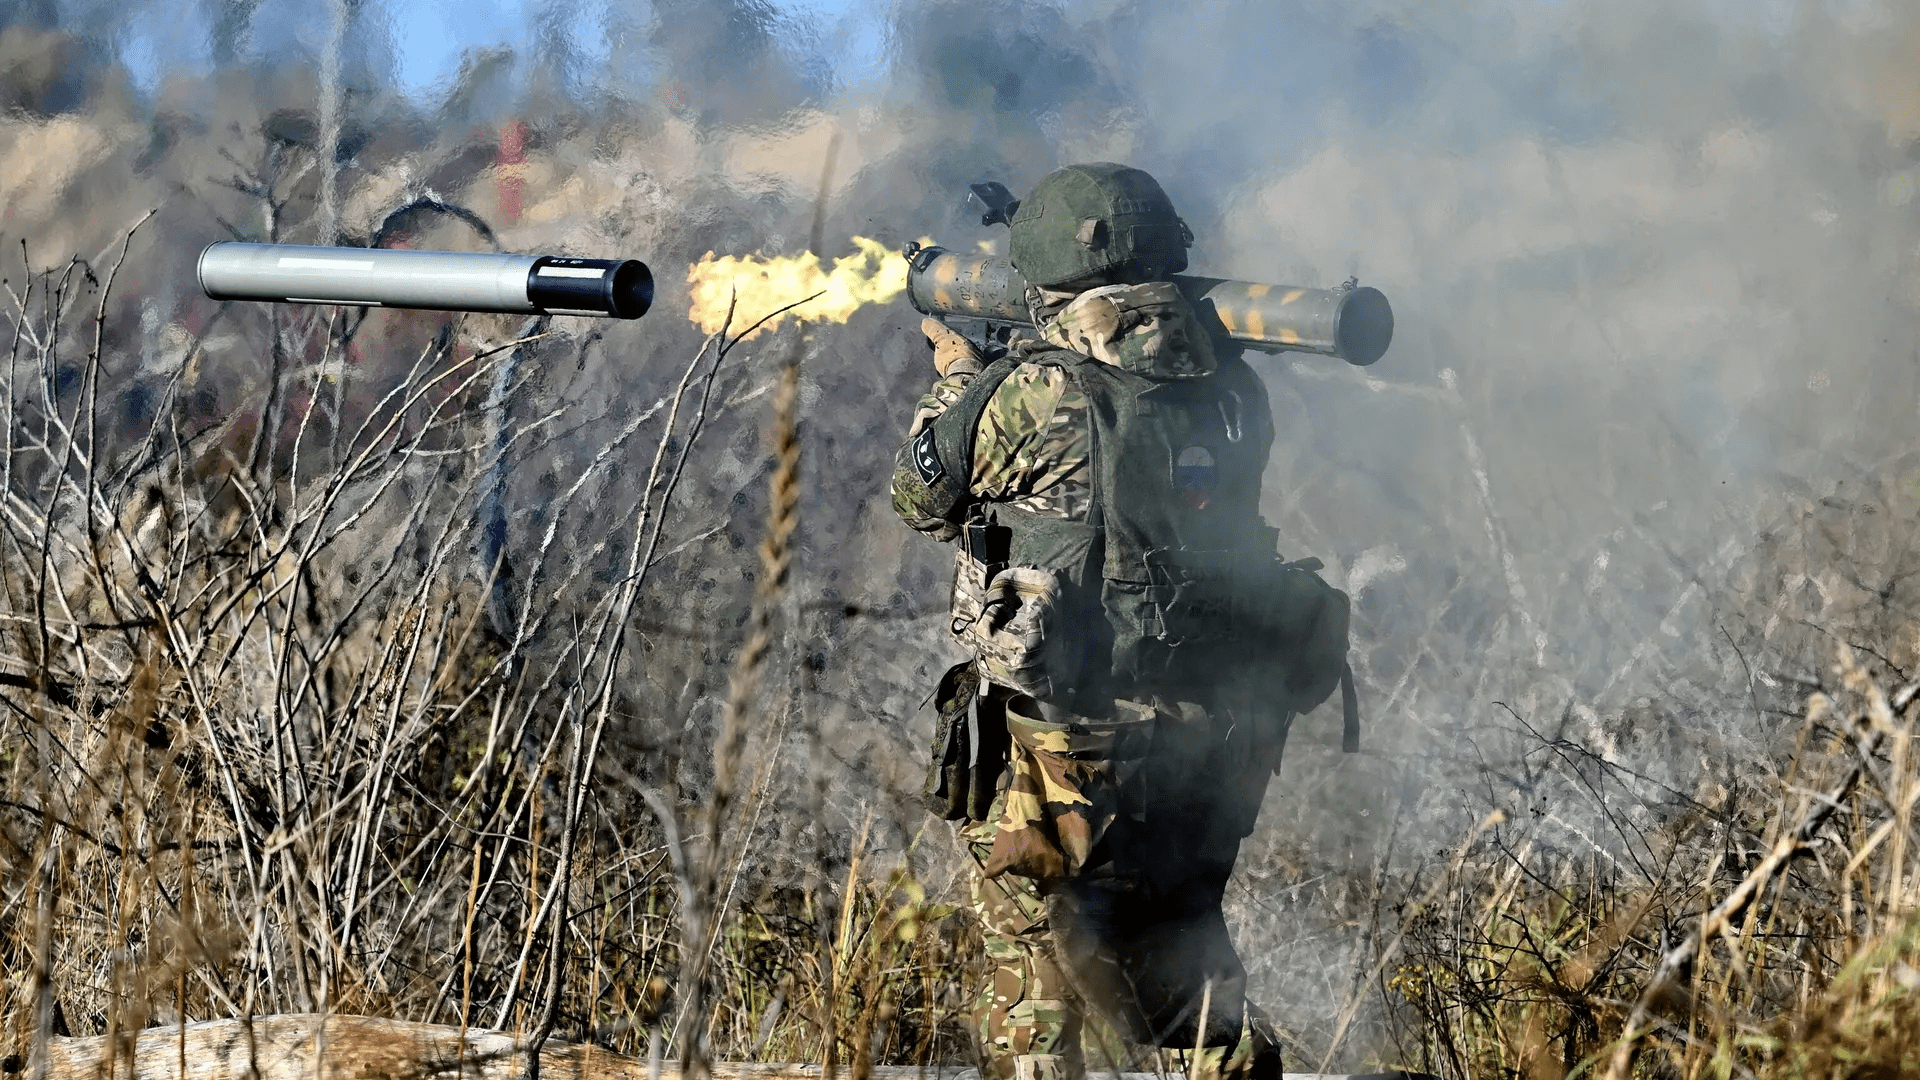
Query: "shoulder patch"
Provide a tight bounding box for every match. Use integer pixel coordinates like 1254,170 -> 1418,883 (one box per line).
912,426 -> 945,486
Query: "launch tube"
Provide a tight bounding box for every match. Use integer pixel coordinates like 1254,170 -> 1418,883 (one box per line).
904,247 -> 1391,366
197,242 -> 655,320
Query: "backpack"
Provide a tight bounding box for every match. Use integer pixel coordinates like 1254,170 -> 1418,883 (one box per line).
925,340 -> 1356,729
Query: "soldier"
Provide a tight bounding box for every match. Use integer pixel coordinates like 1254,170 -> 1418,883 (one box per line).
890,164 -> 1351,1080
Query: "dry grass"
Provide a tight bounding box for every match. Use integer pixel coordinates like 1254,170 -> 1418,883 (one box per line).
17,219 -> 1920,1080
1385,642 -> 1920,1079
9,217 -> 1920,1080
1,46 -> 1917,1080
0,217 -> 976,1078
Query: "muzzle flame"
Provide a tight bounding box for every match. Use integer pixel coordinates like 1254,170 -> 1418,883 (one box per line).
686,236 -> 909,340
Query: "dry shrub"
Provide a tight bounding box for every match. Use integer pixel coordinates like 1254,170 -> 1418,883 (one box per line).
0,215 -> 973,1076
1388,464 -> 1920,1078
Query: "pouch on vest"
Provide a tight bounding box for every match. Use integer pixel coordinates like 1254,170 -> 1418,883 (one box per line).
1114,548 -> 1350,722
1107,547 -> 1261,686
923,663 -> 1010,822
1237,556 -> 1351,717
1141,547 -> 1239,644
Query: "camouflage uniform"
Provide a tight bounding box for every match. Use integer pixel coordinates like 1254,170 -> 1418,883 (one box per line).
958,705 -> 1285,1080
962,804 -> 1085,1079
895,361 -> 1093,533
892,281 -> 1288,1080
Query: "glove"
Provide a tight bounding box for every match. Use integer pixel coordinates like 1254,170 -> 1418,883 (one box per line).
923,317 -> 983,378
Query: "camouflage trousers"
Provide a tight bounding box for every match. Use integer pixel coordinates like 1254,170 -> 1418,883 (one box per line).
961,818 -> 1283,1080
957,697 -> 1287,1080
963,816 -> 1084,1079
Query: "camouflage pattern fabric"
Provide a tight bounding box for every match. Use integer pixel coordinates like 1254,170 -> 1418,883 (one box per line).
979,706 -> 1150,881
891,281 -> 1218,538
905,369 -> 973,441
962,808 -> 1084,1080
1190,1007 -> 1285,1080
961,782 -> 1284,1080
972,364 -> 1094,519
1038,282 -> 1215,380
893,363 -> 1092,533
892,370 -> 977,539
981,693 -> 1289,885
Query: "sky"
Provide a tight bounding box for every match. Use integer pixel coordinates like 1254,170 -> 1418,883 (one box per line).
386,0 -> 887,98
102,0 -> 1849,112
99,0 -> 890,101
390,0 -> 528,95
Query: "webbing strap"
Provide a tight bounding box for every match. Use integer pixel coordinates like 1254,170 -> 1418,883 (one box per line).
1340,662 -> 1361,753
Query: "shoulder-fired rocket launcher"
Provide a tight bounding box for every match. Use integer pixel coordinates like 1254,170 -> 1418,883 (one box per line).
197,242 -> 655,319
903,243 -> 1392,366
908,180 -> 1392,365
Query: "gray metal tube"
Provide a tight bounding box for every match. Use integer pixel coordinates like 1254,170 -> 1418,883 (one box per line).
197,242 -> 654,319
904,247 -> 1031,324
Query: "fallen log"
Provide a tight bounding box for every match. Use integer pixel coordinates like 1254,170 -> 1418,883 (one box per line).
40,1015 -> 649,1080
32,1015 -> 1421,1080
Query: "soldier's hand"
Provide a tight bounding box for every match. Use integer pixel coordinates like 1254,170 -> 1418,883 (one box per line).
922,317 -> 984,378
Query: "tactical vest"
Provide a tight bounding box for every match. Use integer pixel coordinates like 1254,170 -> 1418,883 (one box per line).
935,344 -> 1305,708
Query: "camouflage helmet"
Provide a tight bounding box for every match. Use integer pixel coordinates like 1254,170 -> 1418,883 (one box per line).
1007,163 -> 1192,289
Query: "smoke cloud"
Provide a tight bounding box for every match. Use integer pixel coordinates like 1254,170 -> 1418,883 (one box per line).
4,0 -> 1918,1059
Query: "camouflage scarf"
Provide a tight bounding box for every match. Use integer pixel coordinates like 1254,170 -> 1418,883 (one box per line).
1029,281 -> 1217,379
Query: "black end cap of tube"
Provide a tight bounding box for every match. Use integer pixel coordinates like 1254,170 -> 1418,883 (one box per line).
1334,286 -> 1392,366
527,257 -> 654,319
606,259 -> 654,319
901,243 -> 946,316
